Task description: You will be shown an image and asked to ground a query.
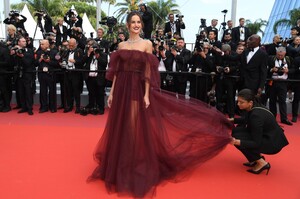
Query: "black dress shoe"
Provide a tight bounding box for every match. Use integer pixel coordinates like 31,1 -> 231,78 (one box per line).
18,109 -> 28,113
292,116 -> 297,123
13,106 -> 21,110
28,110 -> 34,115
99,109 -> 104,115
75,107 -> 81,114
50,109 -> 57,113
63,108 -> 72,113
39,109 -> 48,113
1,107 -> 11,112
281,120 -> 293,125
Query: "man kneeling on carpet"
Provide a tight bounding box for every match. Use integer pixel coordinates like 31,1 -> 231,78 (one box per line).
229,89 -> 289,175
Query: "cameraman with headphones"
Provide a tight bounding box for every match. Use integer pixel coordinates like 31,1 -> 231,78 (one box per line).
10,37 -> 35,115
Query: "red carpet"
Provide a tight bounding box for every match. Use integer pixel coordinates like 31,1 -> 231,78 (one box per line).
0,106 -> 300,199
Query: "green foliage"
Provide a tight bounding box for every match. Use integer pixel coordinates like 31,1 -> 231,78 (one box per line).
273,8 -> 300,34
246,19 -> 268,36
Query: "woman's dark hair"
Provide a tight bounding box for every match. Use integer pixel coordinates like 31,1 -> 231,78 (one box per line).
126,11 -> 144,27
238,89 -> 262,107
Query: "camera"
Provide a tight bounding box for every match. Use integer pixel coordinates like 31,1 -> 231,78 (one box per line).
99,16 -> 117,28
34,10 -> 45,18
43,49 -> 51,60
66,9 -> 77,18
175,14 -> 184,18
217,66 -> 225,73
16,48 -> 26,54
276,67 -> 285,76
195,34 -> 208,52
9,10 -> 20,17
200,18 -> 207,28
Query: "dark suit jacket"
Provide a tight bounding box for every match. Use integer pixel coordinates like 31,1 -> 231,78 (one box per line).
164,21 -> 185,38
234,107 -> 289,154
54,24 -> 68,46
82,51 -> 108,85
267,55 -> 294,79
231,26 -> 251,44
240,48 -> 268,92
165,48 -> 191,82
206,26 -> 219,39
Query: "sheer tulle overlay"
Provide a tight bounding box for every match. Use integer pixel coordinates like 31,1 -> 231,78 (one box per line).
88,50 -> 232,198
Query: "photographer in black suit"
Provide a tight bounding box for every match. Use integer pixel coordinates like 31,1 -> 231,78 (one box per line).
35,39 -> 59,113
165,37 -> 191,96
82,41 -> 108,115
11,37 -> 35,115
54,18 -> 68,47
139,4 -> 153,39
64,8 -> 83,36
4,10 -> 27,33
0,41 -> 11,112
267,47 -> 294,125
164,13 -> 185,39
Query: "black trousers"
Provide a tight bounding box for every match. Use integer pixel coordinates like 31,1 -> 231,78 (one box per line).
56,72 -> 65,107
0,75 -> 11,109
232,126 -> 262,162
85,77 -> 105,111
269,81 -> 288,121
65,72 -> 81,109
292,82 -> 300,117
215,76 -> 236,118
17,74 -> 33,111
38,73 -> 57,111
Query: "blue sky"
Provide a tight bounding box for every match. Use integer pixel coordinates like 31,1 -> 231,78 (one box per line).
2,0 -> 275,43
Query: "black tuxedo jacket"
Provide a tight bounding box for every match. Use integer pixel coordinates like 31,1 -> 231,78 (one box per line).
206,26 -> 219,39
234,107 -> 288,154
267,55 -> 294,79
165,48 -> 191,82
66,48 -> 84,69
54,24 -> 68,46
164,21 -> 185,38
240,48 -> 268,92
82,51 -> 108,84
231,26 -> 251,44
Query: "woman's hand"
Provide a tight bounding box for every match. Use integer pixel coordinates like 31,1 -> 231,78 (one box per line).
144,95 -> 150,109
230,137 -> 241,146
107,95 -> 113,108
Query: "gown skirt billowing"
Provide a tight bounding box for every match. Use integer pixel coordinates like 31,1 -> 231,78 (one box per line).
88,49 -> 232,198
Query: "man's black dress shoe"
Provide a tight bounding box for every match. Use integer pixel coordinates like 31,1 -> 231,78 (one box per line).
39,109 -> 48,113
281,120 -> 293,126
13,106 -> 21,110
1,107 -> 11,112
28,110 -> 34,115
75,107 -> 81,114
291,116 -> 297,123
50,109 -> 57,113
63,108 -> 73,113
18,109 -> 28,113
57,105 -> 64,110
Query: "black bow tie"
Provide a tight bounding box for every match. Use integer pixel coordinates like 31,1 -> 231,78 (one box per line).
70,50 -> 74,53
248,48 -> 254,52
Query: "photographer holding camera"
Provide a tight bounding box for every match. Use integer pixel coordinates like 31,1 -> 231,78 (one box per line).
110,32 -> 127,52
10,37 -> 35,115
35,39 -> 59,113
94,27 -> 110,54
4,10 -> 27,33
0,41 -> 11,112
164,37 -> 191,96
34,10 -> 53,38
82,40 -> 108,115
267,47 -> 294,125
64,8 -> 83,36
164,13 -> 185,39
139,4 -> 153,39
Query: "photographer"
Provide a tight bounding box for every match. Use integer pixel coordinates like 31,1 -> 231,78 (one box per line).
266,35 -> 282,56
267,47 -> 294,125
5,25 -> 18,48
188,42 -> 215,102
164,37 -> 191,96
110,32 -> 127,52
64,9 -> 83,35
82,41 -> 108,115
63,38 -> 84,114
206,19 -> 219,40
4,10 -> 27,33
35,39 -> 59,113
54,18 -> 68,47
214,44 -> 240,118
10,37 -> 35,115
95,27 -> 110,54
139,4 -> 153,39
164,13 -> 185,39
0,41 -> 11,112
69,27 -> 87,50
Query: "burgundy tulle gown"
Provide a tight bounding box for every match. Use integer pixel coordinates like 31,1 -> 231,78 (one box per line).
88,49 -> 232,198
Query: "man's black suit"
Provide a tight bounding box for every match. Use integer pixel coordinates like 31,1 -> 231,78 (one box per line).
164,21 -> 185,38
83,51 -> 108,112
240,48 -> 268,93
165,48 -> 191,95
231,26 -> 251,45
0,44 -> 11,111
206,26 -> 218,39
292,56 -> 300,119
54,24 -> 68,47
232,107 -> 289,162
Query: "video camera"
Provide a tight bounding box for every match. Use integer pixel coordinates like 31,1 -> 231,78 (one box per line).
34,10 -> 45,18
9,10 -> 20,17
195,34 -> 209,52
99,16 -> 117,28
66,9 -> 77,18
11,46 -> 26,55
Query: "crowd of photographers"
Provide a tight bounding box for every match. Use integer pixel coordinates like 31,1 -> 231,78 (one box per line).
1,7 -> 300,124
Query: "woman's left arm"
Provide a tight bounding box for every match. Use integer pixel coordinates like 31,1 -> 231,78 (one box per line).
144,41 -> 152,109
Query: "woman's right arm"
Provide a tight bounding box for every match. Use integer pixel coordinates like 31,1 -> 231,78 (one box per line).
107,75 -> 116,108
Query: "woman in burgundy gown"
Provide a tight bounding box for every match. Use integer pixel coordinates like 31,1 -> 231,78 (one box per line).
88,11 -> 232,198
